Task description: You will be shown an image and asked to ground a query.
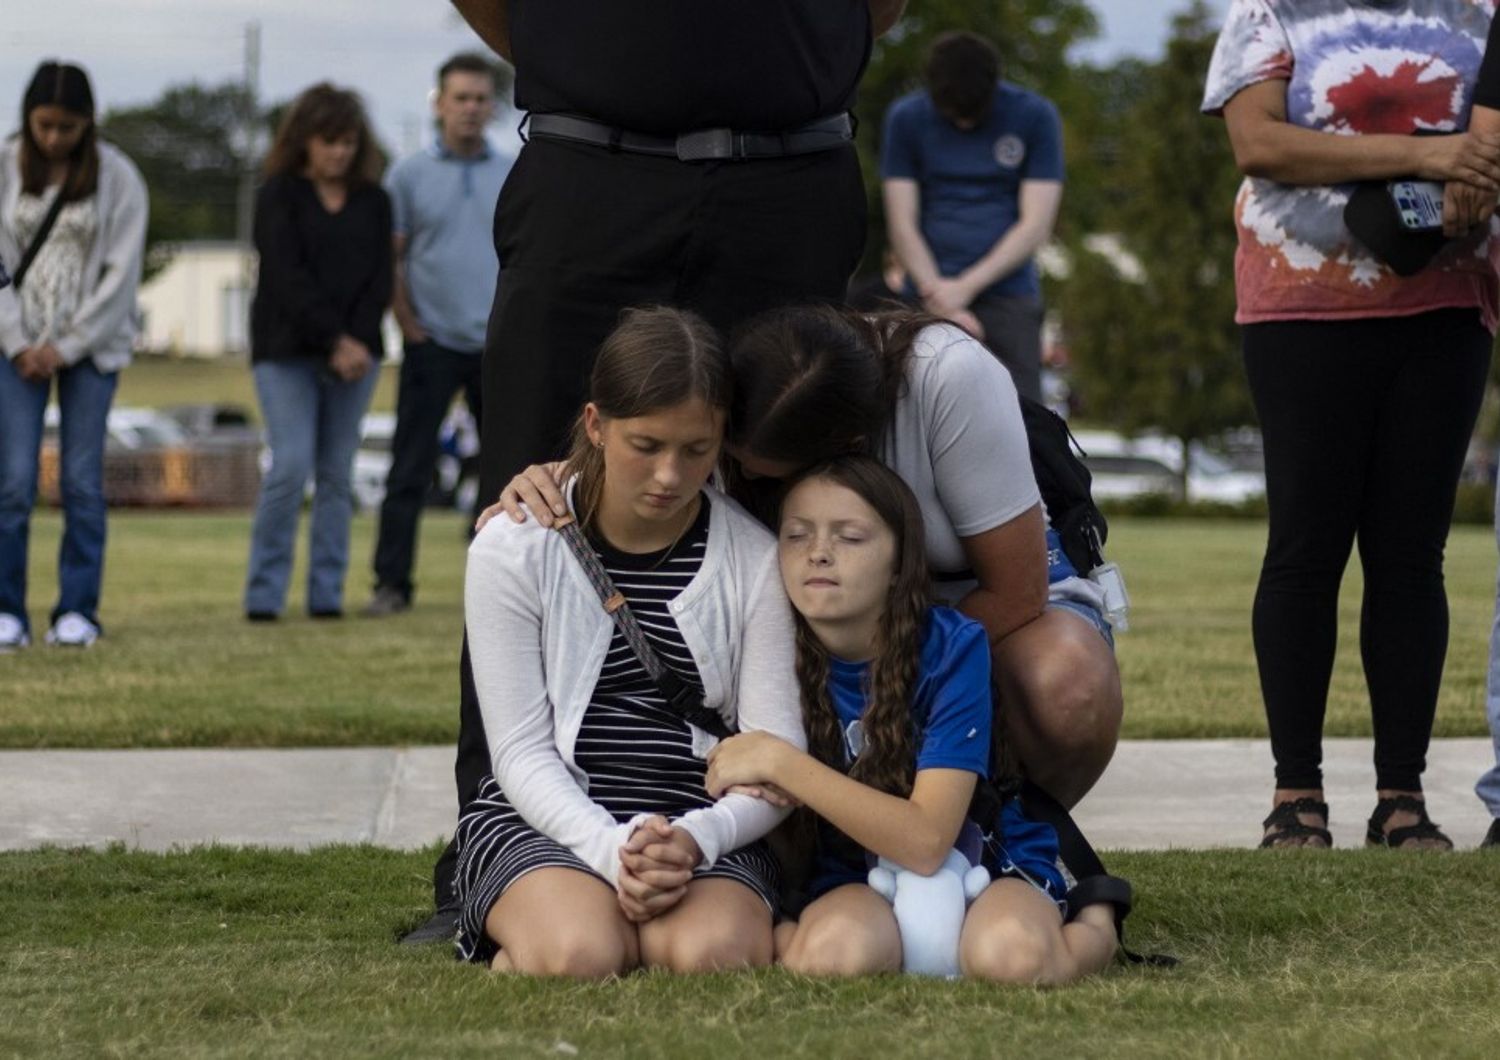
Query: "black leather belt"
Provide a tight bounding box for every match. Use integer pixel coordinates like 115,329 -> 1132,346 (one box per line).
525,112 -> 854,162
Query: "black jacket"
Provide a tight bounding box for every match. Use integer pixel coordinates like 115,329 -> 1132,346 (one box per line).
250,174 -> 392,363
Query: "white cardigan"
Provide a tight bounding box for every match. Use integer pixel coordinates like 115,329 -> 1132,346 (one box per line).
464,482 -> 804,886
0,138 -> 149,370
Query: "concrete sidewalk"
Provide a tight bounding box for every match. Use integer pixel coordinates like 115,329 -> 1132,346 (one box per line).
1,739 -> 1495,853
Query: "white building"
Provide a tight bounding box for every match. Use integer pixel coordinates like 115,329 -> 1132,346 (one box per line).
136,242 -> 255,358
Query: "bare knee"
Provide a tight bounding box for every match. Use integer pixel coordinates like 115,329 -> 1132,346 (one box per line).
661,920 -> 771,973
962,916 -> 1063,985
783,914 -> 897,977
1006,638 -> 1121,762
509,928 -> 633,980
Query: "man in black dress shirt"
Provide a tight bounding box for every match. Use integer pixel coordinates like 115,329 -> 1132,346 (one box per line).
402,0 -> 905,944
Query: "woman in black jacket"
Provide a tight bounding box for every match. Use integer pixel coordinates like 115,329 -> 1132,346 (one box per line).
244,83 -> 391,620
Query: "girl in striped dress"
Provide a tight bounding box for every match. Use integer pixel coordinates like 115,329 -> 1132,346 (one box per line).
455,306 -> 804,975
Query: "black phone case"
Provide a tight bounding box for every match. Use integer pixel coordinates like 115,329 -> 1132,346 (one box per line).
1344,181 -> 1449,277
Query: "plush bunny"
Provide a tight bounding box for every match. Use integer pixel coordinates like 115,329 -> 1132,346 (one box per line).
868,848 -> 991,977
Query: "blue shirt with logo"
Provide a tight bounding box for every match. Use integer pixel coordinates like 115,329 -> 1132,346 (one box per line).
881,82 -> 1064,300
807,605 -> 1067,904
827,605 -> 991,777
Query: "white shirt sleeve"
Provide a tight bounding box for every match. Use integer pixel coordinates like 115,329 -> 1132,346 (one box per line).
464,522 -> 637,885
670,538 -> 805,867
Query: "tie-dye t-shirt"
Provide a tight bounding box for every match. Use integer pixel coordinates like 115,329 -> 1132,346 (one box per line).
1203,0 -> 1500,330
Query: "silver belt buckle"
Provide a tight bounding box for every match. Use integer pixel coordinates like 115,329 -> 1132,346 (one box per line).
676,127 -> 735,162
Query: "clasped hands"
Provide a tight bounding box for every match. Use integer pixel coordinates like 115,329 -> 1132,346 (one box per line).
1428,130 -> 1500,238
917,276 -> 985,341
615,815 -> 702,924
328,334 -> 374,381
12,342 -> 65,383
615,731 -> 801,923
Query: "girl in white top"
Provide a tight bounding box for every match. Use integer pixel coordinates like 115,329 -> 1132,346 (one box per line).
458,306 -> 804,976
0,62 -> 148,651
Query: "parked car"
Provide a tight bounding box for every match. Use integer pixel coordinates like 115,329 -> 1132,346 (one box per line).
352,412 -> 396,512
1071,429 -> 1266,504
43,405 -> 189,452
162,402 -> 261,447
40,406 -> 259,506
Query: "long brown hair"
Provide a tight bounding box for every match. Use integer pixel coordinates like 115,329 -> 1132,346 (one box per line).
785,456 -> 932,798
727,304 -> 948,467
261,82 -> 383,185
19,61 -> 99,202
562,307 -> 731,526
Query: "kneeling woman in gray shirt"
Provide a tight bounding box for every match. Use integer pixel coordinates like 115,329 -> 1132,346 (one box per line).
456,306 -> 804,975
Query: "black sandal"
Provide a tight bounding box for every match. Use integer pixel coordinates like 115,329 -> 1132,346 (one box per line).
1260,797 -> 1331,848
1366,795 -> 1453,850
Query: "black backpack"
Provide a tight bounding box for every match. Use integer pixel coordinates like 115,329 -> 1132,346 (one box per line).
1019,394 -> 1108,575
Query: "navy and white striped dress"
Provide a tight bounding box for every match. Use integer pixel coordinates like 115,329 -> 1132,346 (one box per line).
454,496 -> 780,963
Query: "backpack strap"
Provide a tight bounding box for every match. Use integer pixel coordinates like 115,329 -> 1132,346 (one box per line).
1017,780 -> 1178,968
551,514 -> 733,740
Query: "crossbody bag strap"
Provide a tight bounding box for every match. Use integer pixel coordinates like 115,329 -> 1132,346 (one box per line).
13,176 -> 73,291
553,515 -> 733,740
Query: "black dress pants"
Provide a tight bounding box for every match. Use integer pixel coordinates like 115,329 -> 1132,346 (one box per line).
1243,307 -> 1490,793
372,340 -> 482,601
431,137 -> 867,906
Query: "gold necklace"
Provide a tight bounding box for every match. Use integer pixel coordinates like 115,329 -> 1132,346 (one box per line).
591,495 -> 701,572
642,495 -> 701,573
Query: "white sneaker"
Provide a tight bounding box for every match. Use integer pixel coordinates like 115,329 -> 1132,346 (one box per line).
0,613 -> 29,651
46,612 -> 100,648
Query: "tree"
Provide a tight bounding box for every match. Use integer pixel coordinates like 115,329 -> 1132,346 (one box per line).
853,0 -> 1100,270
100,83 -> 262,274
1058,1 -> 1251,494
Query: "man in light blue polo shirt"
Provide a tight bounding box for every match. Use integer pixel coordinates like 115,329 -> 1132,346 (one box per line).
366,53 -> 514,617
881,31 -> 1064,402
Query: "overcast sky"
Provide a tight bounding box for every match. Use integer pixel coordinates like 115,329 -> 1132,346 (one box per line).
1,1 -> 1225,160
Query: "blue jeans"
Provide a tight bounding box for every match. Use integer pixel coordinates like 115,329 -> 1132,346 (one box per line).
1478,483 -> 1500,817
244,359 -> 378,615
0,354 -> 117,632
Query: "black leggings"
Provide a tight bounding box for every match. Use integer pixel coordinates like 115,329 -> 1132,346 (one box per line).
1243,308 -> 1491,792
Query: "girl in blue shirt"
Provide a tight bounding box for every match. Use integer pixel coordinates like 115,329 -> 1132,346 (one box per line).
706,456 -> 1118,983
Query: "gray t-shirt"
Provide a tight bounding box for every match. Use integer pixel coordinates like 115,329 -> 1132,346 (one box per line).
877,323 -> 1103,610
386,141 -> 514,352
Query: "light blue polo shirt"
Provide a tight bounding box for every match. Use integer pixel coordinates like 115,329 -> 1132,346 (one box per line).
385,139 -> 514,352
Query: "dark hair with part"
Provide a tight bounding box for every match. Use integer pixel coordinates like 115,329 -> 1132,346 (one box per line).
728,303 -> 946,469
564,306 -> 731,526
19,61 -> 98,202
783,455 -> 932,798
261,82 -> 383,185
438,53 -> 498,92
925,31 -> 1001,127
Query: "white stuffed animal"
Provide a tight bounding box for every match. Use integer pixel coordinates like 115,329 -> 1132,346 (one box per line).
868,848 -> 991,977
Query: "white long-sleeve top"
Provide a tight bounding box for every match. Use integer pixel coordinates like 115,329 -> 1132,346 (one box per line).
0,139 -> 148,370
464,481 -> 804,886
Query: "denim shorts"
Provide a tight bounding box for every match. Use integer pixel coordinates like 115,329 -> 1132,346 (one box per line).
1047,598 -> 1115,650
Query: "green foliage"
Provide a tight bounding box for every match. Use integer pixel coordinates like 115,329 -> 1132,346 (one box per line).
1059,2 -> 1251,482
3,845 -> 1499,1057
853,0 -> 1101,271
99,83 -> 263,275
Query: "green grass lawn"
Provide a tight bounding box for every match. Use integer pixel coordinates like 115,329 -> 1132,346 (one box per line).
2,845 -> 1497,1058
115,354 -> 399,421
4,512 -> 1497,748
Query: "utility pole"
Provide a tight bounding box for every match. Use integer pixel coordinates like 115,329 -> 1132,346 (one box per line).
235,20 -> 262,350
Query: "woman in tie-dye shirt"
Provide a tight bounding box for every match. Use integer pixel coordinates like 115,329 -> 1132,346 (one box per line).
1203,0 -> 1500,851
